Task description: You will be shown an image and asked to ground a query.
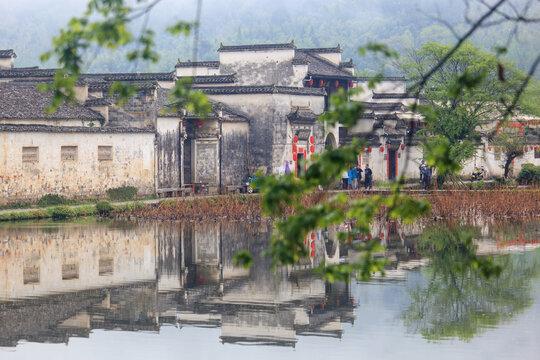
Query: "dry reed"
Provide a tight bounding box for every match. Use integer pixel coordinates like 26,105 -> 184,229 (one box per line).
127,190 -> 539,222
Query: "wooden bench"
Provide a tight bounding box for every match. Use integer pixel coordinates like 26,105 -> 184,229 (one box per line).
156,187 -> 185,198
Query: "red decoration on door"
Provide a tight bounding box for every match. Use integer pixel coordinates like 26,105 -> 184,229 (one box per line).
334,80 -> 339,87
318,80 -> 324,86
298,148 -> 304,153
349,81 -> 354,88
309,136 -> 315,144
292,144 -> 297,152
310,145 -> 315,153
293,136 -> 298,143
293,153 -> 297,161
368,147 -> 372,152
308,79 -> 313,86
380,146 -> 384,152
400,144 -> 405,150
310,233 -> 315,240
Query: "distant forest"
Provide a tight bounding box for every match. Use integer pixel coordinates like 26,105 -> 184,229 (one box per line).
1,0 -> 539,76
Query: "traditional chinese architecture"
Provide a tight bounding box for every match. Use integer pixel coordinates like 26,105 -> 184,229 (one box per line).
0,42 -> 539,203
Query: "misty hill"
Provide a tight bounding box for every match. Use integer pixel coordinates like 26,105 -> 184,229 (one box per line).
1,0 -> 539,76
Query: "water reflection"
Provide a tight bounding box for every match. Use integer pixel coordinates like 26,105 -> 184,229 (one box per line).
0,220 -> 353,348
403,223 -> 540,341
0,219 -> 539,350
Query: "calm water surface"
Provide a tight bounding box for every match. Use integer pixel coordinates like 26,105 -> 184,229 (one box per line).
0,219 -> 539,360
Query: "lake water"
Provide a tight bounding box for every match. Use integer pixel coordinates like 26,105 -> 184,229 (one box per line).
0,218 -> 539,360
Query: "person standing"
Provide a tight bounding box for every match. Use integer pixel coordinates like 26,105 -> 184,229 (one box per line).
349,166 -> 358,190
419,160 -> 426,183
364,164 -> 373,191
342,170 -> 349,190
356,165 -> 363,189
284,160 -> 291,175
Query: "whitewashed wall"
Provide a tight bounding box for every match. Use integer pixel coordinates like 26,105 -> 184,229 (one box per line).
0,130 -> 155,203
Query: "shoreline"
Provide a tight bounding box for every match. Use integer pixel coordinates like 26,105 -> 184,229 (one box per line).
0,189 -> 539,223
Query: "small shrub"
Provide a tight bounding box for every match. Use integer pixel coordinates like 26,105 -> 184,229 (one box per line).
106,186 -> 138,201
27,209 -> 49,219
38,194 -> 68,207
74,205 -> 98,216
49,206 -> 76,219
517,163 -> 540,184
96,200 -> 114,215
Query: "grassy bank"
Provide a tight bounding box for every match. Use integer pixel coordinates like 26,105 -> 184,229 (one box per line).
0,201 -> 145,222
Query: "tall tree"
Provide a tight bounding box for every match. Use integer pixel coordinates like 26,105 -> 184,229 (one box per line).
403,42 -> 526,182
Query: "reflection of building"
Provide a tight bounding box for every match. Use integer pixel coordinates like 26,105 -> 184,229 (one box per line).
0,220 -> 354,348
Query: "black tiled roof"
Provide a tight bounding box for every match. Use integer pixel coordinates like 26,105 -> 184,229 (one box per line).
287,108 -> 319,124
0,82 -> 104,121
82,72 -> 175,82
84,97 -> 111,106
0,123 -> 155,133
340,59 -> 354,68
298,45 -> 342,53
212,102 -> 249,122
156,87 -> 181,116
175,60 -> 220,68
189,74 -> 236,84
0,49 -> 16,58
372,92 -> 415,99
0,68 -> 58,78
218,41 -> 296,52
364,102 -> 406,112
196,85 -> 325,96
295,51 -> 353,79
356,76 -> 406,81
88,80 -> 159,91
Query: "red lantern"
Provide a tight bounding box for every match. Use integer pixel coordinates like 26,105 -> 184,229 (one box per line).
311,249 -> 315,258
386,144 -> 390,149
536,146 -> 539,151
488,146 -> 492,151
308,79 -> 313,86
400,144 -> 405,150
310,232 -> 315,240
293,136 -> 298,143
368,234 -> 372,239
531,146 -> 534,151
298,148 -> 304,154
310,145 -> 315,153
349,81 -> 354,88
293,153 -> 297,161
309,136 -> 315,144
334,80 -> 339,87
310,241 -> 315,249
380,146 -> 384,152
368,147 -> 372,152
318,80 -> 324,87
292,144 -> 297,153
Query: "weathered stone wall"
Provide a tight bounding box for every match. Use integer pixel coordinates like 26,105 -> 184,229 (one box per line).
156,117 -> 181,189
105,88 -> 157,128
219,50 -> 305,87
221,122 -> 249,186
0,130 -> 155,203
207,93 -> 325,175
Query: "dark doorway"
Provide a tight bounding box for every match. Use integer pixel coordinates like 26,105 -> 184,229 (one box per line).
296,153 -> 304,176
388,149 -> 397,180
